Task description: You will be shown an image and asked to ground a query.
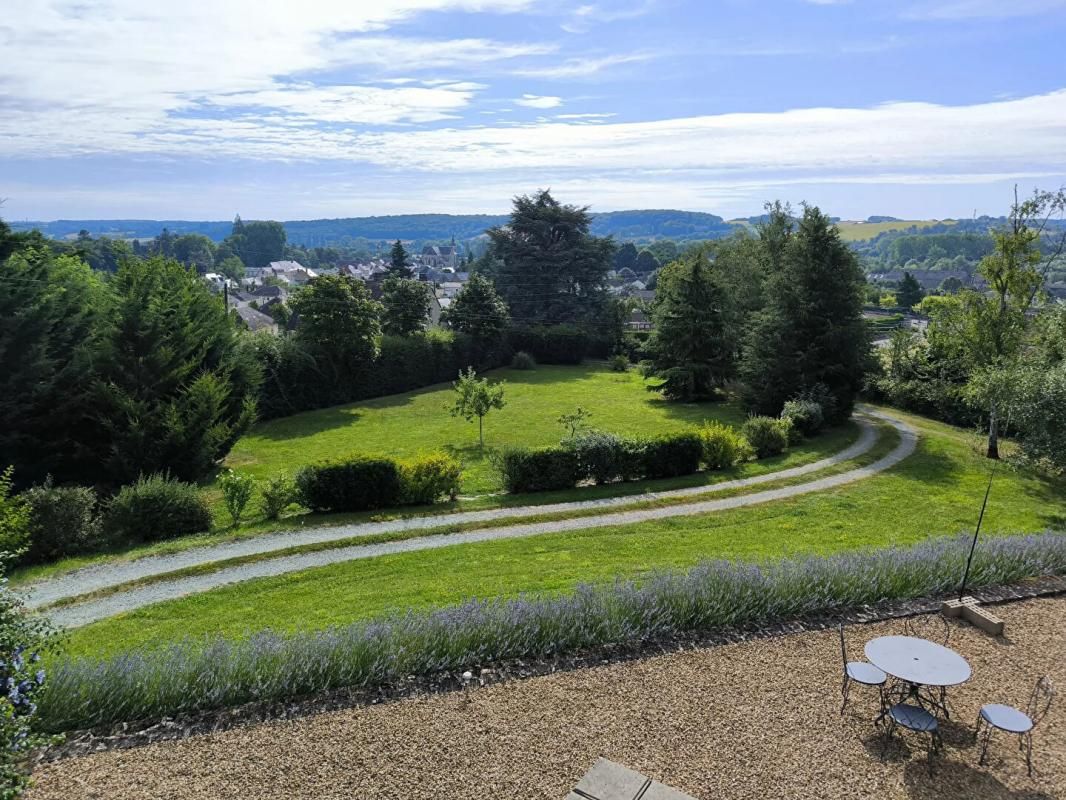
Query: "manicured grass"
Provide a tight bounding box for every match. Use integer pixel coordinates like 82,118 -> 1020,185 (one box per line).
10,422 -> 860,588
221,364 -> 748,499
59,408 -> 1066,660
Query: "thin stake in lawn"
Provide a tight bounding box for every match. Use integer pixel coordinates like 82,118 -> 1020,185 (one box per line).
450,367 -> 506,447
959,457 -> 1000,602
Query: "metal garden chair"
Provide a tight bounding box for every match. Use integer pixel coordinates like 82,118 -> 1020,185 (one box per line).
904,614 -> 951,646
839,623 -> 887,716
977,676 -> 1055,776
884,703 -> 943,773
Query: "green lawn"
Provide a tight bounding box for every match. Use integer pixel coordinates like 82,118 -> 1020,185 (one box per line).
59,408 -> 1066,660
221,364 -> 748,498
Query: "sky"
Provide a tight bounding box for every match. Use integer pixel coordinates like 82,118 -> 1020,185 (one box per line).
1,0 -> 1066,221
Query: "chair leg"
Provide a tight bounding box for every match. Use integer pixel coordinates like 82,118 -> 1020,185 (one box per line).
1025,732 -> 1033,777
841,675 -> 850,715
978,719 -> 994,766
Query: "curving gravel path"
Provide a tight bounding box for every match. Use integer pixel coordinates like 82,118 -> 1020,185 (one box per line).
38,410 -> 915,628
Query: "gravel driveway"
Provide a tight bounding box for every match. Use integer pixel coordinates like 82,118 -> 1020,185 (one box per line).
27,596 -> 1065,800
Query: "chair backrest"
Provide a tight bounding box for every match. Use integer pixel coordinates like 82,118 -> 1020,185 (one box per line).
838,623 -> 848,670
1026,676 -> 1055,728
904,614 -> 950,646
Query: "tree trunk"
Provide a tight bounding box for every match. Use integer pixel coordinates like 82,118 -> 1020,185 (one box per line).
986,402 -> 1000,460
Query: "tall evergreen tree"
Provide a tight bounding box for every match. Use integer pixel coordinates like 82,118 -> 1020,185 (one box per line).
740,205 -> 868,421
613,242 -> 638,272
289,274 -> 382,383
896,271 -> 925,309
389,240 -> 412,278
381,276 -> 431,335
443,273 -> 510,347
97,257 -> 261,485
634,249 -> 661,275
487,190 -> 615,325
644,252 -> 732,400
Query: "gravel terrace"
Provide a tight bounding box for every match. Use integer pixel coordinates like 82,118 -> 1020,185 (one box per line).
28,595 -> 1064,800
24,410 -> 896,612
40,412 -> 915,628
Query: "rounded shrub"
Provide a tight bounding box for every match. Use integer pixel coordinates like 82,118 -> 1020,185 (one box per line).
566,430 -> 625,485
218,469 -> 256,527
781,398 -> 824,440
295,457 -> 402,512
259,475 -> 298,521
510,351 -> 537,370
104,474 -> 212,543
399,453 -> 462,505
608,353 -> 629,372
22,480 -> 101,563
496,447 -> 581,493
742,416 -> 791,459
698,421 -> 752,471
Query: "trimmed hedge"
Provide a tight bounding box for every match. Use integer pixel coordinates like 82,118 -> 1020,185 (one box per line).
22,481 -> 102,563
698,421 -> 752,470
742,416 -> 791,459
295,457 -> 402,513
399,454 -> 462,506
566,431 -> 626,485
640,432 -> 704,479
104,474 -> 212,543
496,447 -> 582,493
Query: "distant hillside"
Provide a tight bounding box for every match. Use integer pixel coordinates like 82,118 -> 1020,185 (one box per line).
10,210 -> 739,246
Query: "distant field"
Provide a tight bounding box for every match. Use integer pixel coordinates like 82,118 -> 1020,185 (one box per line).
726,219 -> 955,242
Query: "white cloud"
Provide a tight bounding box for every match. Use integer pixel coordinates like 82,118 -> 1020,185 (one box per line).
555,113 -> 617,119
514,94 -> 564,108
513,53 -> 653,78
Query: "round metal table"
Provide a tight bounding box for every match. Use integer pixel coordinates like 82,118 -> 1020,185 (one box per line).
865,636 -> 971,687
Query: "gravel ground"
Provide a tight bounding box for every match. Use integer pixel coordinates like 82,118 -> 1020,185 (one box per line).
41,413 -> 915,628
30,595 -> 1062,800
24,410 -> 894,611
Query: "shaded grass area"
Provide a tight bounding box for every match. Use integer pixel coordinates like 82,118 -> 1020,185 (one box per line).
11,419 -> 859,588
59,410 -> 1066,660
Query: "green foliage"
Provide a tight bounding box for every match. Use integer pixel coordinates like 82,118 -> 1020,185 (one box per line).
488,190 -> 615,325
608,353 -> 629,372
98,257 -> 261,486
740,204 -> 868,422
399,454 -> 462,505
698,421 -> 752,470
215,255 -> 245,281
224,219 -> 286,269
510,351 -> 536,370
565,431 -> 626,485
0,470 -> 28,558
0,249 -> 110,488
634,249 -> 660,274
645,252 -> 732,400
104,474 -> 212,543
780,398 -> 824,438
558,406 -> 592,439
639,432 -> 704,479
21,481 -> 101,564
381,276 -> 431,336
289,275 -> 382,382
742,416 -> 791,458
218,469 -> 256,527
507,324 -> 593,365
442,273 -> 509,353
258,475 -> 298,521
896,271 -> 925,309
388,240 -> 412,278
0,564 -> 53,798
613,242 -> 638,272
295,458 -> 403,513
496,447 -> 582,493
450,367 -> 506,446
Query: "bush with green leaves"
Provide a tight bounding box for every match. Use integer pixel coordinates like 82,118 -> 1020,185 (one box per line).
21,480 -> 101,564
510,351 -> 536,370
608,353 -> 629,372
104,474 -> 212,543
565,431 -> 625,485
781,398 -> 824,440
0,566 -> 53,798
218,469 -> 256,527
640,432 -> 704,479
698,421 -> 752,471
742,416 -> 791,459
496,447 -> 582,493
258,475 -> 298,521
399,454 -> 462,505
295,458 -> 403,513
0,469 -> 28,558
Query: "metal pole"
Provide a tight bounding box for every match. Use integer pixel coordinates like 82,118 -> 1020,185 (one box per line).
959,456 -> 999,601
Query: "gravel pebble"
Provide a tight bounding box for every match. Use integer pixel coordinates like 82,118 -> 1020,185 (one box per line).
28,595 -> 1065,800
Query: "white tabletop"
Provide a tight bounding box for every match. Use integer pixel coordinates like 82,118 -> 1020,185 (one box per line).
864,636 -> 972,687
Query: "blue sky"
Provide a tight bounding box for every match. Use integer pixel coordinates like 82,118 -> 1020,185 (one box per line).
2,0 -> 1065,221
